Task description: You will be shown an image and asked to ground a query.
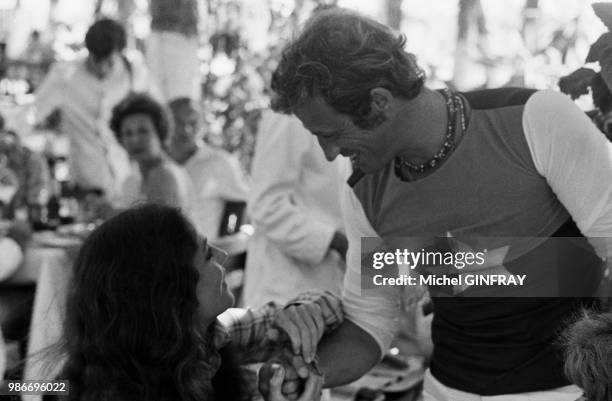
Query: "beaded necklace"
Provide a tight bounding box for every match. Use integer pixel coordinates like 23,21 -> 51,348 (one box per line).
394,88 -> 467,180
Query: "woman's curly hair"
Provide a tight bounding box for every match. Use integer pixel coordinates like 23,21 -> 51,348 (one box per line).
58,204 -> 243,401
271,7 -> 425,129
110,92 -> 173,144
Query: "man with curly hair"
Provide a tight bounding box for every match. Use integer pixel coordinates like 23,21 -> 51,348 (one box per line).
261,6 -> 610,401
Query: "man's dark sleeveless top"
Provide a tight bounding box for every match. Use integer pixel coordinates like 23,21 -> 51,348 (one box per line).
351,88 -> 601,395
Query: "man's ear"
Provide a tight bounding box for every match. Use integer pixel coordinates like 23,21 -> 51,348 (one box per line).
369,87 -> 395,117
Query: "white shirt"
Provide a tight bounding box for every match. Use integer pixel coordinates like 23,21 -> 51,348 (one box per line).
242,111 -> 347,307
341,90 -> 612,355
182,143 -> 249,241
33,54 -> 155,203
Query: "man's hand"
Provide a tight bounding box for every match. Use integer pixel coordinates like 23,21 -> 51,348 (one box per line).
267,364 -> 323,401
258,354 -> 308,401
269,301 -> 326,363
396,294 -> 433,358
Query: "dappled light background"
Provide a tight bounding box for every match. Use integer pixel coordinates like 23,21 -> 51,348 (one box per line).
0,0 -> 607,169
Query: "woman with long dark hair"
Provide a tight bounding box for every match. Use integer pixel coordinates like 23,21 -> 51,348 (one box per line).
57,204 -> 339,401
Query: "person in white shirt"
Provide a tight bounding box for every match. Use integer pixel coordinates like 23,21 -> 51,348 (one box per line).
167,97 -> 249,241
110,93 -> 194,215
241,110 -> 348,308
33,18 -> 156,204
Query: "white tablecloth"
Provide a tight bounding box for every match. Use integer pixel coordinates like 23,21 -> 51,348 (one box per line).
10,245 -> 72,401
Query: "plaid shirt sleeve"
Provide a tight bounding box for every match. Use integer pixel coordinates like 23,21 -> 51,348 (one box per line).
217,290 -> 343,363
284,290 -> 344,332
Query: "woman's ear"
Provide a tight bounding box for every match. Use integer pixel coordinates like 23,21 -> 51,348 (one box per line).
369,87 -> 395,117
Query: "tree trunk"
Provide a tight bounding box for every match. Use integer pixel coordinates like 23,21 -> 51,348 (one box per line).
457,0 -> 486,44
94,0 -> 104,18
453,0 -> 487,90
521,0 -> 540,54
386,0 -> 403,31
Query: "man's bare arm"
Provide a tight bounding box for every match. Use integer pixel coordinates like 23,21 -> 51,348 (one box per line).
258,320 -> 382,399
317,319 -> 381,387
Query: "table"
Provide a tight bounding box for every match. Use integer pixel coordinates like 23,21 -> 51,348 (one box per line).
7,230 -> 427,401
5,234 -> 76,401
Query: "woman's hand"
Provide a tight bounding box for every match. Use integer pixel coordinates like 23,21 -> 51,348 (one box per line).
267,364 -> 323,401
269,301 -> 326,364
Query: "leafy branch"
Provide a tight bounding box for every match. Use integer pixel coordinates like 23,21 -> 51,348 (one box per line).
558,2 -> 612,114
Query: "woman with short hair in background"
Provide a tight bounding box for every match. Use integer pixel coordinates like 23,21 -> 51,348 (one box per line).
110,93 -> 194,214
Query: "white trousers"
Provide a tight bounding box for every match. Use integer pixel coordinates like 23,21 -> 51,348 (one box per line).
423,369 -> 583,401
146,31 -> 200,101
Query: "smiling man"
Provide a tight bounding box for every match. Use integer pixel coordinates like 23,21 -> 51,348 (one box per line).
261,6 -> 612,401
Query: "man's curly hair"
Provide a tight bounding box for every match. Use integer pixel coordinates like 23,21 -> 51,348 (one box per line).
270,7 -> 425,129
562,310 -> 612,401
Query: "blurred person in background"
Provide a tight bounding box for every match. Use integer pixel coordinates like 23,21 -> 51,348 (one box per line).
0,127 -> 52,217
21,31 -> 46,65
562,311 -> 612,401
55,204 -> 336,401
20,30 -> 55,91
242,111 -> 347,308
107,93 -> 194,217
32,18 -> 157,204
167,97 -> 249,241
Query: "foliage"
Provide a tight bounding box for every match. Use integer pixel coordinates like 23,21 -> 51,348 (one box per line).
199,0 -> 337,172
559,2 -> 612,115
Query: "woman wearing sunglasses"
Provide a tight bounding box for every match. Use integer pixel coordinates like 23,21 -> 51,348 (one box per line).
55,204 -> 339,401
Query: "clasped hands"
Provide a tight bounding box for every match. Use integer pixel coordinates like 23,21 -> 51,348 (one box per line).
259,301 -> 327,401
